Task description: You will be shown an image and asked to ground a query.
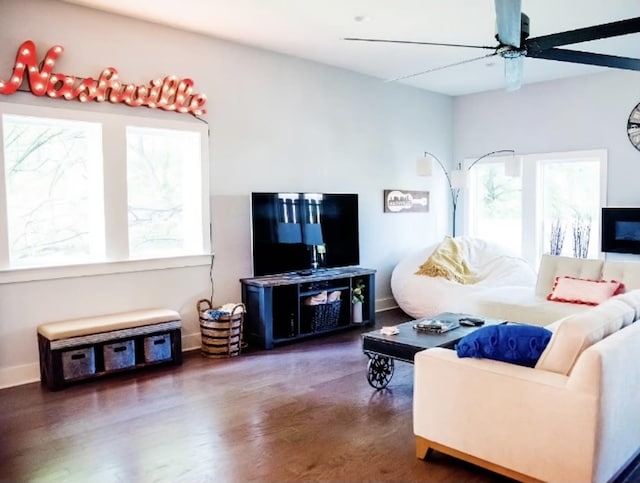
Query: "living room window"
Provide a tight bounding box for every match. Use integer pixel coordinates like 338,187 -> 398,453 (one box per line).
0,101 -> 210,281
466,159 -> 522,256
466,149 -> 607,265
2,114 -> 105,267
126,126 -> 204,259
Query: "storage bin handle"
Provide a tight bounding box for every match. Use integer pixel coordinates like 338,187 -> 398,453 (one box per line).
230,303 -> 246,316
197,298 -> 213,314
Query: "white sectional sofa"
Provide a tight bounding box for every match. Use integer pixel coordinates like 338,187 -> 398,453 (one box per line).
473,254 -> 640,325
413,289 -> 640,483
402,246 -> 640,481
392,238 -> 640,324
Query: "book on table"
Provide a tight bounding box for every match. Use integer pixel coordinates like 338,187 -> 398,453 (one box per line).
413,317 -> 460,334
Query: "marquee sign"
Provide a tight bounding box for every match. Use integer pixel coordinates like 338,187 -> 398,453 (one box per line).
0,40 -> 207,116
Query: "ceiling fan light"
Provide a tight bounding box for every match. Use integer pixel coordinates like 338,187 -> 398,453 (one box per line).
505,55 -> 524,91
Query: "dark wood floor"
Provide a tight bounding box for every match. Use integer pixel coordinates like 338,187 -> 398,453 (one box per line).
1,309 -> 638,483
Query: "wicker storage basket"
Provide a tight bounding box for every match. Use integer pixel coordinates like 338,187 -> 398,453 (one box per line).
303,299 -> 342,332
198,299 -> 245,359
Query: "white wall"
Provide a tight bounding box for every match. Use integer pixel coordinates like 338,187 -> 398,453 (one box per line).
0,0 -> 453,387
453,69 -> 640,207
453,69 -> 640,263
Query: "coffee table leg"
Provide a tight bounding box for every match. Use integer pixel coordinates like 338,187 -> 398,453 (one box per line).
366,354 -> 395,389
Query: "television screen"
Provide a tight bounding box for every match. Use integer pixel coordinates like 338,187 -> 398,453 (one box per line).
614,221 -> 640,241
601,207 -> 640,254
251,192 -> 360,276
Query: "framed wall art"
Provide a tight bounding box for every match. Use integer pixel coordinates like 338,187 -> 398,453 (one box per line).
383,189 -> 429,213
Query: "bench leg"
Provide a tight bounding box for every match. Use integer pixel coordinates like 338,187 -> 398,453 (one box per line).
171,328 -> 183,365
38,334 -> 65,391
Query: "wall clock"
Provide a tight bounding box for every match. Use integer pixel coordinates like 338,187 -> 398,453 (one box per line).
629,102 -> 640,151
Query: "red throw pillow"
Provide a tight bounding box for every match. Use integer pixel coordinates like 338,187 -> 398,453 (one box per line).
547,276 -> 624,306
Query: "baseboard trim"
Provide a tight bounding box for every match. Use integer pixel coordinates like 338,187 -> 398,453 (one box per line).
4,311 -> 415,389
375,297 -> 398,312
0,363 -> 40,390
182,332 -> 201,352
1,332 -> 203,390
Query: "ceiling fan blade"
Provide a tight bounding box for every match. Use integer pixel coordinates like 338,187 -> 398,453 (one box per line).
343,37 -> 496,50
494,0 -> 522,47
526,17 -> 640,52
527,48 -> 640,71
385,52 -> 498,83
504,55 -> 524,91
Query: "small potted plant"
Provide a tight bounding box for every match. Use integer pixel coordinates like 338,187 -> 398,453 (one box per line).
352,279 -> 365,323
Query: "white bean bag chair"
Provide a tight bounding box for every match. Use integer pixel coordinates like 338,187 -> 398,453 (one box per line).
391,237 -> 536,318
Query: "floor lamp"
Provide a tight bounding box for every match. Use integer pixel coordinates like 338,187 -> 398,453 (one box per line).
416,149 -> 518,237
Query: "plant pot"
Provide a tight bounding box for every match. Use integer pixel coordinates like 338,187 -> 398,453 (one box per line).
352,301 -> 363,324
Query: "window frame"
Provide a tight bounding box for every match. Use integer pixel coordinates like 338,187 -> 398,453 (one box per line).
0,101 -> 211,284
463,149 -> 607,267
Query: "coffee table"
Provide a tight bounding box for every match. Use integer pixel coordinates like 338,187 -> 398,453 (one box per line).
362,312 -> 505,389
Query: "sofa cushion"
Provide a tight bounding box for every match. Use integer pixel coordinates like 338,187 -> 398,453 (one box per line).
602,262 -> 640,292
535,254 -> 604,298
535,298 -> 634,375
455,324 -> 552,367
547,276 -> 623,306
473,286 -> 592,326
614,289 -> 640,322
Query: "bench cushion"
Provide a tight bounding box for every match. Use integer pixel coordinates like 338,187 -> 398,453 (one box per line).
38,308 -> 181,340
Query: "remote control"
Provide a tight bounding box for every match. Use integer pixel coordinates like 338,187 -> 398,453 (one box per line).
459,317 -> 485,326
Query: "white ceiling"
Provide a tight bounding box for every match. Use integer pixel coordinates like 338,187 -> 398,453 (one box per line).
62,0 -> 640,96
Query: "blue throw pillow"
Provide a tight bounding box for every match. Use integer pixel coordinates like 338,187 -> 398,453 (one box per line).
455,324 -> 552,367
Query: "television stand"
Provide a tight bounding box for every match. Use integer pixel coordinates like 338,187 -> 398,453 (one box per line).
240,267 -> 376,349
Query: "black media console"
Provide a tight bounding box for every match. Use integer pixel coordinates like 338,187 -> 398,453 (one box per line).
240,267 -> 376,349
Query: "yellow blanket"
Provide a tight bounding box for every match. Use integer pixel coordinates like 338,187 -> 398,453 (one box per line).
415,237 -> 477,284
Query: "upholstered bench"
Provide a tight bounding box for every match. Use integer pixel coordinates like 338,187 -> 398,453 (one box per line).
37,308 -> 182,390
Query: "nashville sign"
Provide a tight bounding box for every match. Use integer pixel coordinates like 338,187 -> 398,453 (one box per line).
0,40 -> 207,116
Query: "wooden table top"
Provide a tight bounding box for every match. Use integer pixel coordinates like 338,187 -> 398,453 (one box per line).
362,312 -> 506,362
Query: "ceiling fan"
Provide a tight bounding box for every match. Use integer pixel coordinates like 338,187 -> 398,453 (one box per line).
345,0 -> 640,91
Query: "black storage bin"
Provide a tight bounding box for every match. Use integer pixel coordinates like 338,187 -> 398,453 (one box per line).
303,300 -> 342,332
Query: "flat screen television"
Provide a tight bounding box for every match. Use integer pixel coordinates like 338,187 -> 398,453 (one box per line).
601,207 -> 640,255
251,192 -> 360,277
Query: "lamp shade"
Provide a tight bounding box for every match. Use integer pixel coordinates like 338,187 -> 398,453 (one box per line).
505,154 -> 522,177
302,223 -> 324,245
277,222 -> 302,243
416,155 -> 433,177
450,169 -> 468,189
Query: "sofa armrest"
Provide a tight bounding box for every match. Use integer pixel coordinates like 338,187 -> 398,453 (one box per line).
413,347 -> 598,482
